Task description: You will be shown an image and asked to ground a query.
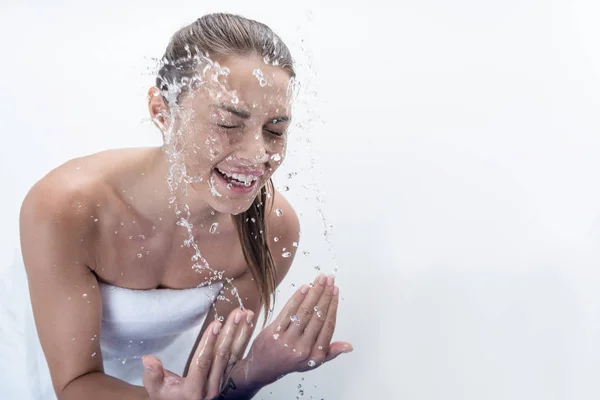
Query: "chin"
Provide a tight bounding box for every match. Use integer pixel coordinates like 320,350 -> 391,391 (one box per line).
210,198 -> 255,215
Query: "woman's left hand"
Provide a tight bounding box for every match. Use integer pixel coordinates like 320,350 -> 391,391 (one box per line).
243,273 -> 353,385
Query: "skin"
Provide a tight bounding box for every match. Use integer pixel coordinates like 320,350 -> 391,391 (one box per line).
20,54 -> 352,400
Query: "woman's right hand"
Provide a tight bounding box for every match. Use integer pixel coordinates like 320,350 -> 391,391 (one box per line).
243,274 -> 353,385
142,307 -> 254,400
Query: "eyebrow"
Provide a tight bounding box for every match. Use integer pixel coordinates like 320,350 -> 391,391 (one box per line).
216,103 -> 290,122
271,116 -> 290,123
217,104 -> 251,119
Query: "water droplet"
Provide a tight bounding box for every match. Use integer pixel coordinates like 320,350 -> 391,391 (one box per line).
290,314 -> 300,325
276,209 -> 283,216
252,68 -> 267,86
318,346 -> 323,350
210,222 -> 219,234
82,293 -> 88,298
293,242 -> 298,247
317,311 -> 324,318
91,352 -> 97,358
273,333 -> 280,340
308,360 -> 316,367
93,218 -> 98,222
274,237 -> 280,242
271,153 -> 282,162
282,252 -> 292,258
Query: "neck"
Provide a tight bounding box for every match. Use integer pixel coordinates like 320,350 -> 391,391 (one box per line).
123,146 -> 229,228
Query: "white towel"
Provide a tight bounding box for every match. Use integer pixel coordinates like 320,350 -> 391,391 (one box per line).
0,249 -> 222,399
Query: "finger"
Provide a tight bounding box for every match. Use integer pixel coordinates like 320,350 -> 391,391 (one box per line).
314,285 -> 340,354
324,341 -> 354,363
299,276 -> 335,344
287,275 -> 332,337
184,320 -> 222,395
205,309 -> 245,399
142,355 -> 165,396
273,281 -> 313,333
229,310 -> 255,365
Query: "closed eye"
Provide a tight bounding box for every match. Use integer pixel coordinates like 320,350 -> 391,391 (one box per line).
265,129 -> 284,136
217,124 -> 240,129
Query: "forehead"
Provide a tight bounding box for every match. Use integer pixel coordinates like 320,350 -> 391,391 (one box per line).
195,55 -> 293,113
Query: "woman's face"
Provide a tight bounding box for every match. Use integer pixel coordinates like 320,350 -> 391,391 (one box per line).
158,54 -> 294,215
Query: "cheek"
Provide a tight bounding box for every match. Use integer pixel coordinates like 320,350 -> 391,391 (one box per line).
185,126 -> 229,163
270,137 -> 287,157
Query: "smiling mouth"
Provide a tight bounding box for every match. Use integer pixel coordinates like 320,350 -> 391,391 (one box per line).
215,167 -> 260,187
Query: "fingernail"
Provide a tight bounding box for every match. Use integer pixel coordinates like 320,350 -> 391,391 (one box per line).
144,364 -> 155,372
344,344 -> 354,353
327,275 -> 335,287
319,275 -> 327,286
213,323 -> 222,335
301,284 -> 310,294
246,312 -> 253,324
333,286 -> 339,296
234,311 -> 242,324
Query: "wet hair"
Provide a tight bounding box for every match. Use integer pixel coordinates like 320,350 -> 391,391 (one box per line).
156,13 -> 295,325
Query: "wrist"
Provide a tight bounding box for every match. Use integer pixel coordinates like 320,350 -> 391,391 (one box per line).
230,356 -> 276,389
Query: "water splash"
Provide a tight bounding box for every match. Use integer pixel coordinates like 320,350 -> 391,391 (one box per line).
156,54 -> 249,316
253,68 -> 268,87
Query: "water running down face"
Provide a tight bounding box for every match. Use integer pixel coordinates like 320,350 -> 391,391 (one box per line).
150,54 -> 294,215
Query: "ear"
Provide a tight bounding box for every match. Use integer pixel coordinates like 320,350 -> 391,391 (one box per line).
147,86 -> 169,133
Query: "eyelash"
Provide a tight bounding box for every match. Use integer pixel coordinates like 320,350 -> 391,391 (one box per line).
217,124 -> 283,137
265,129 -> 284,137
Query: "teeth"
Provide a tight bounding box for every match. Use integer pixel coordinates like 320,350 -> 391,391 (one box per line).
217,168 -> 259,183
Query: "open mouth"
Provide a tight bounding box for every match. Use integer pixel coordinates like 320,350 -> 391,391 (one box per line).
214,167 -> 260,190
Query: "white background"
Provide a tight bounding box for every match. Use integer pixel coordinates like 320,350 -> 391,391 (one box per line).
1,0 -> 600,399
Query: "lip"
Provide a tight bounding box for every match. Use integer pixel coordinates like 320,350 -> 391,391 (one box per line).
212,168 -> 260,194
215,166 -> 265,177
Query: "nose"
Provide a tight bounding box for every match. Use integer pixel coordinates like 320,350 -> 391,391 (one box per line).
234,129 -> 269,164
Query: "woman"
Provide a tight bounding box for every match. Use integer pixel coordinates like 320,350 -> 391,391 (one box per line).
17,13 -> 352,400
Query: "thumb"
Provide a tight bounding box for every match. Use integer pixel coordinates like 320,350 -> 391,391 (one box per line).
324,341 -> 353,363
142,355 -> 165,394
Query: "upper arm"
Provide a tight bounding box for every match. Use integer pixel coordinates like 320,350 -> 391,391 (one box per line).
266,189 -> 300,287
20,179 -> 103,395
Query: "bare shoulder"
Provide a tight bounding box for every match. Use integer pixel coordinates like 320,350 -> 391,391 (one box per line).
265,189 -> 300,285
20,147 -> 143,229
21,157 -> 105,221
19,159 -> 107,268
